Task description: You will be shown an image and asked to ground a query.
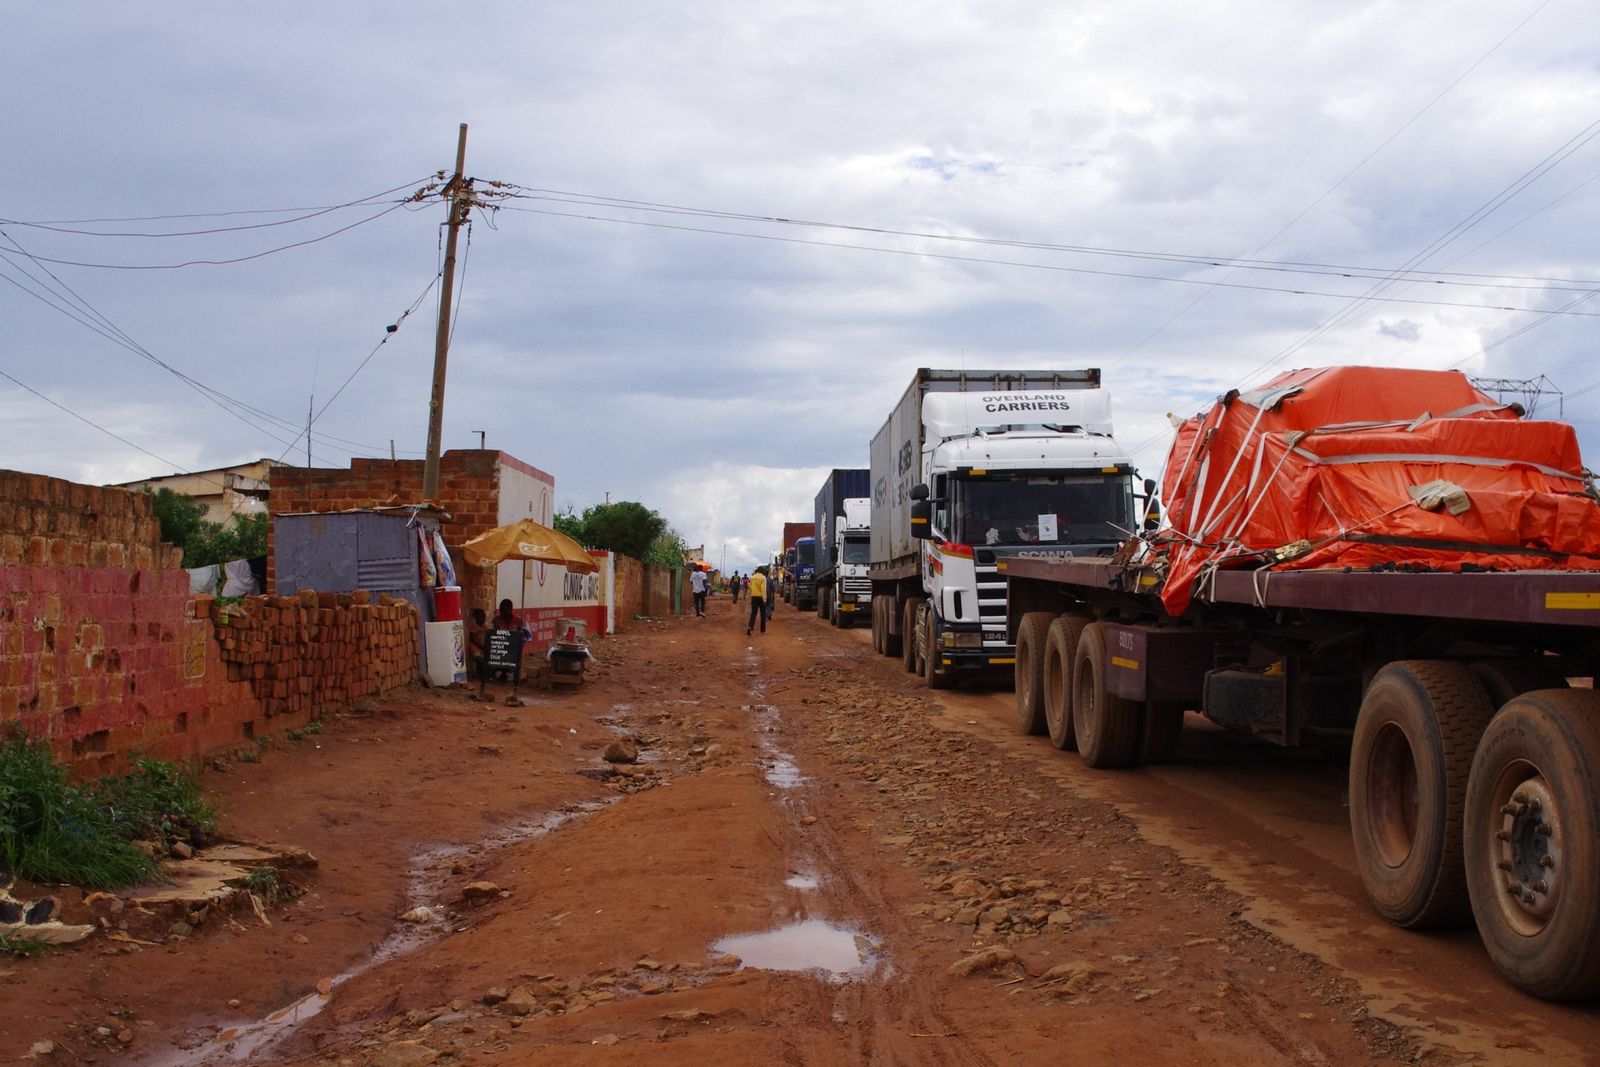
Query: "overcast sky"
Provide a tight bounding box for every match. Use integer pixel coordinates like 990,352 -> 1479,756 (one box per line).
5,1 -> 1599,572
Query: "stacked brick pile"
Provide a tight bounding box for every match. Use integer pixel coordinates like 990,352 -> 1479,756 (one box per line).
206,591 -> 419,719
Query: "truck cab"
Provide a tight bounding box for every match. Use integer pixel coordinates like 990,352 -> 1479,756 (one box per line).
833,497 -> 872,624
792,537 -> 818,610
909,390 -> 1137,676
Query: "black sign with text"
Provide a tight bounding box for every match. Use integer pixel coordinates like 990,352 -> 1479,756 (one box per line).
485,628 -> 524,671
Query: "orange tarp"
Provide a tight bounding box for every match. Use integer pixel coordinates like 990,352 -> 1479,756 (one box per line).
1157,366 -> 1600,616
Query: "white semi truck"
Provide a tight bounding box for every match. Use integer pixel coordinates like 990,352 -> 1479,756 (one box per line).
868,367 -> 1145,688
813,468 -> 872,627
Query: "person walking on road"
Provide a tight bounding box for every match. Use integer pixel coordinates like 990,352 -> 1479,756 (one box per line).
729,572 -> 741,604
747,566 -> 769,636
689,566 -> 708,617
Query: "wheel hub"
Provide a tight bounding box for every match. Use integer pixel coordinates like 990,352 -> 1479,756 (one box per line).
1494,773 -> 1562,930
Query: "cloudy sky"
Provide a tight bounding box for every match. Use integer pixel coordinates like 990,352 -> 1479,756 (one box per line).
6,1 -> 1599,572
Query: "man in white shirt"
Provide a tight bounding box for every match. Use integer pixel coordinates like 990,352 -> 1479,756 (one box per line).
689,567 -> 708,617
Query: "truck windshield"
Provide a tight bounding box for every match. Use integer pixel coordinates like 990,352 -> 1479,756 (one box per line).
841,537 -> 869,565
796,542 -> 816,566
952,474 -> 1132,546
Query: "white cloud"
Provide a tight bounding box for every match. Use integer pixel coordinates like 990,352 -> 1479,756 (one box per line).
4,0 -> 1600,542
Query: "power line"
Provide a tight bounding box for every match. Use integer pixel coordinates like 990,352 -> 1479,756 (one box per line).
273,271 -> 444,464
0,365 -> 231,492
0,177 -> 441,239
0,227 -> 408,461
1107,0 -> 1558,366
1230,113 -> 1600,389
505,204 -> 1600,319
0,201 -> 410,270
503,189 -> 1596,294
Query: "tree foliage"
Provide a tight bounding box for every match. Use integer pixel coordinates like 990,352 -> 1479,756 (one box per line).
556,501 -> 687,565
145,488 -> 268,569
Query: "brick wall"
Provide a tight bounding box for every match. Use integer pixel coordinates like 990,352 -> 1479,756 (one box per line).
203,591 -> 418,719
270,449 -> 505,613
0,469 -> 416,776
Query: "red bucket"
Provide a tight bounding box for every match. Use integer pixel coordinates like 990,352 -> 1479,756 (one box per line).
432,586 -> 462,622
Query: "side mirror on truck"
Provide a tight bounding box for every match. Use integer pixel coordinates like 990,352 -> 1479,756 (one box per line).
1140,477 -> 1161,531
909,483 -> 930,501
911,499 -> 932,539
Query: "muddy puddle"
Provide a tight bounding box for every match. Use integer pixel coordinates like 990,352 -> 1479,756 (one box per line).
140,800 -> 614,1066
713,919 -> 880,981
785,874 -> 820,890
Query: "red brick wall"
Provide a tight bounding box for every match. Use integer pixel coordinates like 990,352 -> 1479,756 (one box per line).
0,470 -> 416,776
204,591 -> 418,719
269,449 -> 505,614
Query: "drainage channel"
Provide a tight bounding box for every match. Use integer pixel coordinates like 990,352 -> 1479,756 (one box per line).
715,649 -> 885,982
140,800 -> 616,1066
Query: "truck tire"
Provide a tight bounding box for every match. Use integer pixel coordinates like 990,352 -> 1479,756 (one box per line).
924,600 -> 955,690
1072,622 -> 1139,769
1138,701 -> 1185,765
829,593 -> 842,627
1349,660 -> 1494,929
1472,659 -> 1569,711
884,598 -> 902,658
817,589 -> 828,619
1464,689 -> 1600,1000
1044,616 -> 1087,751
902,599 -> 920,673
872,598 -> 885,653
1013,612 -> 1055,736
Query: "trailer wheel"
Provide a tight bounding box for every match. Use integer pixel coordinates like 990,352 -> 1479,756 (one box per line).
1472,659 -> 1569,711
1138,701 -> 1186,765
1072,622 -> 1139,768
884,598 -> 902,658
924,600 -> 955,690
1465,689 -> 1600,1000
1350,660 -> 1494,929
870,598 -> 883,652
1044,616 -> 1086,751
829,594 -> 841,627
901,599 -> 920,673
1014,612 -> 1054,736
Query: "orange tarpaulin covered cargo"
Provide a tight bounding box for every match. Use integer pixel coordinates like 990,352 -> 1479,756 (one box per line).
1157,366 -> 1600,616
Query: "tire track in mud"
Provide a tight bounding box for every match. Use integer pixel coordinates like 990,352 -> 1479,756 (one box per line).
765,612 -> 1409,1066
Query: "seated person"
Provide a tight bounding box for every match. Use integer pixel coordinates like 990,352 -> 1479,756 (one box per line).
466,608 -> 488,680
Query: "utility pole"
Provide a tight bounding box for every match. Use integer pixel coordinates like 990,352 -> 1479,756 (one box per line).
423,123 -> 470,501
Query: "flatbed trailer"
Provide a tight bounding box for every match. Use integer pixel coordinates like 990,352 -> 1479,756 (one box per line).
1004,555 -> 1600,1001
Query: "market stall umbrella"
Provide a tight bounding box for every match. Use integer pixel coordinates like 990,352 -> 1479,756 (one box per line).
460,519 -> 599,573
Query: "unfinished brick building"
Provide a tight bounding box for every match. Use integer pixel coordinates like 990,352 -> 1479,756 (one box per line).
269,449 -> 557,617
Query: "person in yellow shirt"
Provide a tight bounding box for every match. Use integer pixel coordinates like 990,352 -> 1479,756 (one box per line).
746,566 -> 769,636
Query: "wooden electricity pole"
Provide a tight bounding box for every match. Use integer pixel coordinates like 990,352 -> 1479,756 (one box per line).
423,123 -> 470,501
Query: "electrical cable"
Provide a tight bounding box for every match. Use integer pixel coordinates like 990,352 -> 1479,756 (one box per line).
503,190 -> 1595,293
0,228 -> 404,460
0,201 -> 409,270
0,177 -> 439,238
504,204 -> 1600,319
0,365 -> 231,492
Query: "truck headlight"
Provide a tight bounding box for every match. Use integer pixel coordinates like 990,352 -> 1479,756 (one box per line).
942,631 -> 983,649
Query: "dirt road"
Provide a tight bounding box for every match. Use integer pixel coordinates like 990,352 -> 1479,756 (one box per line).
7,595 -> 1596,1064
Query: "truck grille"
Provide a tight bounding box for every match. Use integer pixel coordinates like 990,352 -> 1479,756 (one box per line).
975,561 -> 1010,650
843,577 -> 871,595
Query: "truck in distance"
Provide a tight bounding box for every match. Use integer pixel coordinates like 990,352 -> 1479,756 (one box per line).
813,468 -> 872,627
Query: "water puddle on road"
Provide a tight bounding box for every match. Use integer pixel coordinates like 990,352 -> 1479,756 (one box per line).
713,919 -> 879,981
141,800 -> 615,1066
784,874 -> 820,890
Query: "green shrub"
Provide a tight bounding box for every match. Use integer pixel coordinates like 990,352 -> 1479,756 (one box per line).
0,731 -> 216,890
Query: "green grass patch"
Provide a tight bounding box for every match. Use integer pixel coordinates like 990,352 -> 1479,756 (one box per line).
0,935 -> 51,958
0,729 -> 217,890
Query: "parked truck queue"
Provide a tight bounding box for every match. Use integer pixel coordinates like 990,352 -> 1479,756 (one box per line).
786,361 -> 1600,1004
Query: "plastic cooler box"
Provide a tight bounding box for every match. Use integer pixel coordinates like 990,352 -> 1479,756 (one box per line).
432,586 -> 462,621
